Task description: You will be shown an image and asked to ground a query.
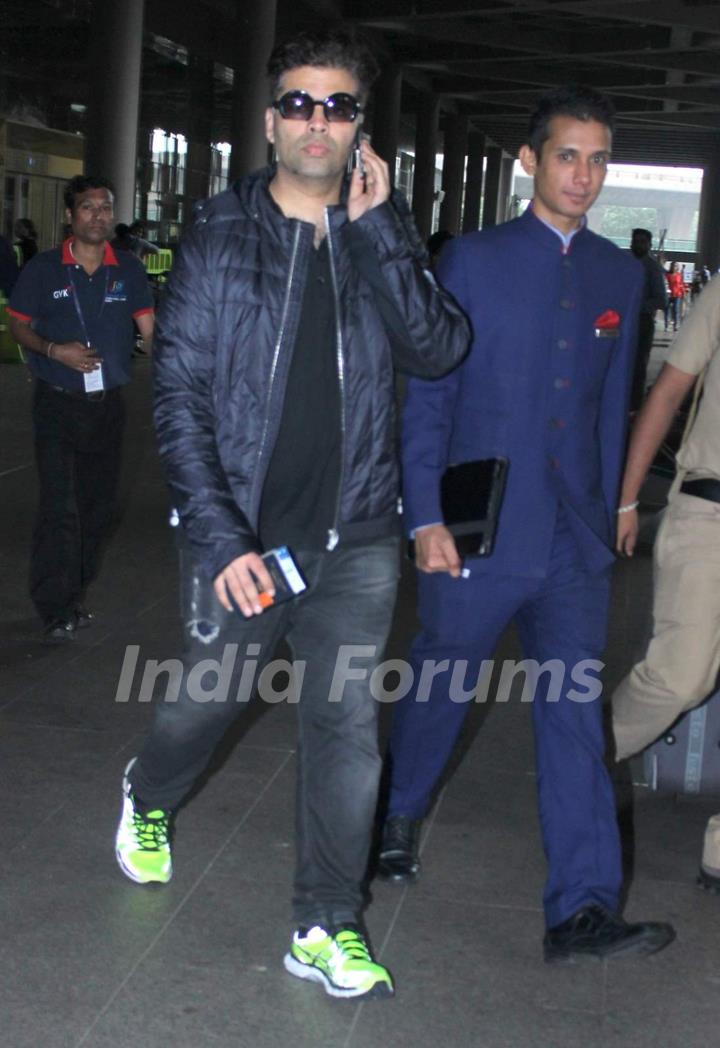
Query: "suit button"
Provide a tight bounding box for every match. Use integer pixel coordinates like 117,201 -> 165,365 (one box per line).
549,456 -> 560,470
558,339 -> 568,349
560,298 -> 574,309
554,378 -> 570,389
550,418 -> 567,429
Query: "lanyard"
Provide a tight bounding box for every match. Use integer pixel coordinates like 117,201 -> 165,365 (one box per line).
66,264 -> 110,347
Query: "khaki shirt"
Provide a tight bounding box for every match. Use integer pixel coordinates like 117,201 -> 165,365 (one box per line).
667,276 -> 720,483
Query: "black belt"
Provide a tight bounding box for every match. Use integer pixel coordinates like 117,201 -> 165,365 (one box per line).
40,379 -> 110,402
680,478 -> 720,503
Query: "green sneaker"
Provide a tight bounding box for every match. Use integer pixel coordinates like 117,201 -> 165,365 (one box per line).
115,758 -> 172,884
283,925 -> 394,1000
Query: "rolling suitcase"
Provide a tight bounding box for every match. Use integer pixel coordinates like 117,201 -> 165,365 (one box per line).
643,690 -> 720,796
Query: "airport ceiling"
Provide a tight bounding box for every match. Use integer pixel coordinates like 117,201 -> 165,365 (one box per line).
350,0 -> 720,166
0,0 -> 719,167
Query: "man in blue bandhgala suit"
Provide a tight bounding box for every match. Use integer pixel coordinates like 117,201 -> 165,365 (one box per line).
379,86 -> 675,962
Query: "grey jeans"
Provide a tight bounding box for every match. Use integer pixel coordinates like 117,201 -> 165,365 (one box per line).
130,536 -> 400,928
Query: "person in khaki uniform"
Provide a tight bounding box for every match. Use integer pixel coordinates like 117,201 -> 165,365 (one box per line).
613,274 -> 720,890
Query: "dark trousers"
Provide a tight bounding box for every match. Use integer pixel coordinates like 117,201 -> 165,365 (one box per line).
131,537 -> 400,929
386,513 -> 621,927
30,380 -> 125,623
630,312 -> 656,412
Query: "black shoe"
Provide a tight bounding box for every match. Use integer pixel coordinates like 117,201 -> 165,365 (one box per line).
377,815 -> 421,881
544,905 -> 675,963
73,605 -> 94,629
42,617 -> 76,644
698,867 -> 720,894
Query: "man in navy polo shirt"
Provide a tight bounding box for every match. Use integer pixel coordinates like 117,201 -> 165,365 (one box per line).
8,175 -> 154,642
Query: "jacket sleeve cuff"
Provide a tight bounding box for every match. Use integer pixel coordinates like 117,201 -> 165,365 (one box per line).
208,538 -> 262,583
353,201 -> 414,263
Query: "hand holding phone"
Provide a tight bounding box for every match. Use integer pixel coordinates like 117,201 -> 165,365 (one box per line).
220,546 -> 307,618
214,550 -> 275,617
352,132 -> 371,181
255,546 -> 307,608
347,135 -> 390,221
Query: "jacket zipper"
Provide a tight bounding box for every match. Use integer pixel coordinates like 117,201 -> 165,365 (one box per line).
324,208 -> 345,551
252,222 -> 302,524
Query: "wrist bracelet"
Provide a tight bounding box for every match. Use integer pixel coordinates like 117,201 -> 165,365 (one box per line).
617,501 -> 639,514
47,342 -> 55,359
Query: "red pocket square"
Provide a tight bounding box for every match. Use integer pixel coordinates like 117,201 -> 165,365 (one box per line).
594,309 -> 620,329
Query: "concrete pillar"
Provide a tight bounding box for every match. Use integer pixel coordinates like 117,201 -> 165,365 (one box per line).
185,57 -> 214,213
135,132 -> 153,224
497,155 -> 515,224
439,115 -> 468,235
369,66 -> 402,181
412,93 -> 440,242
482,144 -> 503,229
696,155 -> 720,271
462,132 -> 485,233
85,0 -> 145,223
230,0 -> 278,179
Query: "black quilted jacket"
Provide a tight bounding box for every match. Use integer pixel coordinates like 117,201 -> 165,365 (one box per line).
153,166 -> 469,580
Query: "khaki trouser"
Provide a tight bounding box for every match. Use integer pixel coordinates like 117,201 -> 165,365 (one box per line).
702,814 -> 720,879
613,492 -> 720,760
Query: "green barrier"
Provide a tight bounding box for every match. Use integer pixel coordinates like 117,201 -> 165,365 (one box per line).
144,248 -> 173,276
0,297 -> 25,364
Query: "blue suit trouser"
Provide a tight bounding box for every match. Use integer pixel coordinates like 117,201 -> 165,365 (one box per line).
387,513 -> 622,927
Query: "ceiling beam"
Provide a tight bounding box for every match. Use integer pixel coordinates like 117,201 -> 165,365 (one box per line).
435,81 -> 720,107
403,48 -> 720,79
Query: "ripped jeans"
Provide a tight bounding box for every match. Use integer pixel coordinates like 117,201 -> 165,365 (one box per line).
129,535 -> 400,928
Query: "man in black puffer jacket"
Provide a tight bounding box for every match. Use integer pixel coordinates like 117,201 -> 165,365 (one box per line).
115,28 -> 469,1000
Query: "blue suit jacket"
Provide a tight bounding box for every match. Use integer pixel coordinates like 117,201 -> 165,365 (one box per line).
402,207 -> 644,577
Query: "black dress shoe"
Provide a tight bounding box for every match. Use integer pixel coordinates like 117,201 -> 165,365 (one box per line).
73,605 -> 94,629
377,815 -> 422,881
698,867 -> 720,894
42,618 -> 76,644
544,904 -> 675,963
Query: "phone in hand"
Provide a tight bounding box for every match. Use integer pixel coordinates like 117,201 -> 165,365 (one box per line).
349,131 -> 371,181
225,546 -> 307,615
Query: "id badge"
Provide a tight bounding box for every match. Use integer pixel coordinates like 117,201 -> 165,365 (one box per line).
84,364 -> 105,393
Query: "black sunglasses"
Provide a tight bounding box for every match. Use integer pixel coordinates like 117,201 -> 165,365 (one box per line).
272,90 -> 363,123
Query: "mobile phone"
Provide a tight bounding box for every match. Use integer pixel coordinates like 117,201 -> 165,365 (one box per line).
258,546 -> 307,607
225,545 -> 307,615
349,131 -> 371,179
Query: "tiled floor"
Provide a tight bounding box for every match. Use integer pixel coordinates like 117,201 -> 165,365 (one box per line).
1,325 -> 717,1048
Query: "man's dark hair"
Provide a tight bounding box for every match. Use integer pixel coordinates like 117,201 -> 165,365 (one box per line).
267,27 -> 379,102
114,222 -> 131,238
64,175 -> 115,212
14,217 -> 37,240
632,228 -> 652,241
526,85 -> 615,157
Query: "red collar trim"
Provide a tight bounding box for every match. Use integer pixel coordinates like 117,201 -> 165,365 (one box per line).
61,237 -> 119,266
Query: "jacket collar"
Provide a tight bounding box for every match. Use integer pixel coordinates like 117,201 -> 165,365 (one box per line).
232,164 -> 351,226
518,204 -> 589,254
197,164 -> 407,238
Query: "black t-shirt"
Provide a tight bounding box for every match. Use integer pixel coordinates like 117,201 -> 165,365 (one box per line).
8,239 -> 154,392
258,239 -> 341,553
